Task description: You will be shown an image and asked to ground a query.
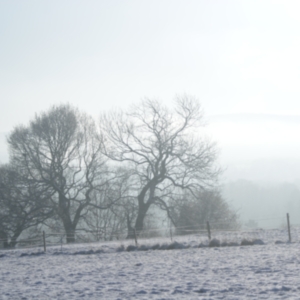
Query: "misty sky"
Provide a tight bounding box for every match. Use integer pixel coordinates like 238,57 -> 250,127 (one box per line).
1,0 -> 300,182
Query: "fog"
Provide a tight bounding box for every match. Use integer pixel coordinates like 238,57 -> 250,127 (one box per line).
1,112 -> 300,229
2,113 -> 300,229
207,113 -> 300,182
1,0 -> 300,229
207,114 -> 300,228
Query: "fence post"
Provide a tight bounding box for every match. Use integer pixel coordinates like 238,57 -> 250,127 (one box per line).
43,231 -> 46,252
287,213 -> 291,243
206,221 -> 211,240
170,226 -> 173,242
134,229 -> 138,246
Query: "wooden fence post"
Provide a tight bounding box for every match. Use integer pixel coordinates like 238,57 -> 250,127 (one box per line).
287,213 -> 291,243
134,229 -> 138,246
43,231 -> 46,252
206,221 -> 211,240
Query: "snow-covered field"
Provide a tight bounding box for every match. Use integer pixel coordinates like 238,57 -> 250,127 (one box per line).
1,229 -> 300,299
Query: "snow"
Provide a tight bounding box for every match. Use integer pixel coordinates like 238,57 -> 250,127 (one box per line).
1,229 -> 300,299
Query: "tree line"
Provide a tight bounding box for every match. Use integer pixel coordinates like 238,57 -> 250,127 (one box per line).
0,96 -> 238,247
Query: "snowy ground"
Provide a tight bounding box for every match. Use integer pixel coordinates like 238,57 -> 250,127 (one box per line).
1,229 -> 300,299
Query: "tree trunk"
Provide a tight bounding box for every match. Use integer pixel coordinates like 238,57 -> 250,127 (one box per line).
127,184 -> 155,239
61,217 -> 76,243
66,229 -> 75,243
9,237 -> 18,248
59,193 -> 76,243
126,204 -> 149,239
0,230 -> 9,248
126,214 -> 135,239
9,225 -> 23,248
134,207 -> 147,235
3,239 -> 9,248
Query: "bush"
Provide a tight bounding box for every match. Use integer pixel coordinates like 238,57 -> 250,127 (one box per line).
173,189 -> 239,235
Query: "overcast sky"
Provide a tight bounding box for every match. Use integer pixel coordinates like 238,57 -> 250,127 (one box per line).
1,0 -> 300,182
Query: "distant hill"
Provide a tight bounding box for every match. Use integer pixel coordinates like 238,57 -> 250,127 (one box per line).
222,179 -> 300,229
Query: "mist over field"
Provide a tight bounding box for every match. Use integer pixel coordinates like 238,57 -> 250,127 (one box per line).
209,113 -> 300,228
2,112 -> 300,229
2,2 -> 300,298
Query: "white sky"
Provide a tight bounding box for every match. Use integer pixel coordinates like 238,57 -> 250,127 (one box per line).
1,0 -> 300,181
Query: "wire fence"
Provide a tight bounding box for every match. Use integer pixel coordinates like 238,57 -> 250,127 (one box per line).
0,213 -> 298,252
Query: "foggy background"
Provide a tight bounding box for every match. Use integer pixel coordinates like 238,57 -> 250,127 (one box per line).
1,0 -> 300,228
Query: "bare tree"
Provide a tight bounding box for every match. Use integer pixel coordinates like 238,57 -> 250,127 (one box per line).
77,167 -> 136,241
99,96 -> 220,238
8,104 -> 109,243
0,164 -> 53,248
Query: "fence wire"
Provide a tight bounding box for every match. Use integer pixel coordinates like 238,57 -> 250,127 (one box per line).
0,214 -> 298,251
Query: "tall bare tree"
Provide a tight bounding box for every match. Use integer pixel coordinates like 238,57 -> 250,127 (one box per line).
8,104 -> 109,243
100,96 -> 220,238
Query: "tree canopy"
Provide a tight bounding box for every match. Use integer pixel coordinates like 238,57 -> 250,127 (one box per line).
8,104 -> 108,242
99,96 -> 220,237
1,97 -> 237,246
